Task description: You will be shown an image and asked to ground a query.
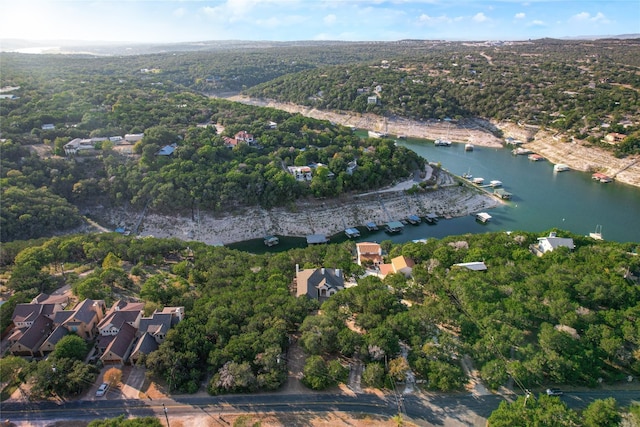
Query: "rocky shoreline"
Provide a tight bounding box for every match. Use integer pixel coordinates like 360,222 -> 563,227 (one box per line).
95,166 -> 500,245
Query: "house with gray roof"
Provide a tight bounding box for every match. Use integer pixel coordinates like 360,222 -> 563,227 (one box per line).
8,315 -> 54,357
101,323 -> 136,365
296,266 -> 344,300
531,232 -> 575,257
129,333 -> 159,365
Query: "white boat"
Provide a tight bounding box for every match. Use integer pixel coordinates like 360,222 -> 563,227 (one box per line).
368,130 -> 386,139
462,169 -> 472,179
489,180 -> 502,187
554,163 -> 570,172
472,177 -> 485,185
434,138 -> 452,146
588,225 -> 603,240
465,143 -> 474,151
475,212 -> 492,223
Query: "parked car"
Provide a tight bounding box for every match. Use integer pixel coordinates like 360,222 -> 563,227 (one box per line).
96,383 -> 109,397
546,388 -> 563,396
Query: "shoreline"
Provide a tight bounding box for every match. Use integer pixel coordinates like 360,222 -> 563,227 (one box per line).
226,96 -> 640,188
95,167 -> 501,245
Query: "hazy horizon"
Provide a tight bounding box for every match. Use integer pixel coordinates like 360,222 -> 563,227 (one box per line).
1,0 -> 638,46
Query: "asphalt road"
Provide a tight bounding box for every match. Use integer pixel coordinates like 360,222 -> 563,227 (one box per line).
3,390 -> 640,426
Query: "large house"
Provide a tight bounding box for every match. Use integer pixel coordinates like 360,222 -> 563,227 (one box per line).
8,296 -> 105,358
8,296 -> 183,364
97,301 -> 184,365
356,242 -> 383,266
296,266 -> 345,300
531,232 -> 575,256
378,256 -> 415,278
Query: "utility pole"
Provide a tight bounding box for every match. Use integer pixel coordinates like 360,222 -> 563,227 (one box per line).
162,403 -> 170,427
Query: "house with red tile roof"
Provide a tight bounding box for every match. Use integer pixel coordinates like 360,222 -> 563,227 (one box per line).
356,242 -> 383,266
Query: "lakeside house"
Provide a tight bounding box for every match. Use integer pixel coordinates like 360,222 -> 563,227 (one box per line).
531,232 -> 575,256
378,255 -> 415,279
295,266 -> 345,300
356,242 -> 383,266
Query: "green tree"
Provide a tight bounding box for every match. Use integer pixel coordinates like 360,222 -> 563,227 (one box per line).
488,394 -> 579,427
581,398 -> 621,427
51,335 -> 88,361
362,362 -> 386,388
302,355 -> 333,390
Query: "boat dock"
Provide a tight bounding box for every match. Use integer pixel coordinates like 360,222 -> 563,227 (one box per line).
475,212 -> 492,223
365,221 -> 378,231
494,188 -> 512,200
385,221 -> 405,233
592,173 -> 613,183
406,215 -> 421,225
345,227 -> 361,238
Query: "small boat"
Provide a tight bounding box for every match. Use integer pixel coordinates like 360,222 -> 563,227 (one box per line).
264,235 -> 280,247
489,180 -> 502,187
472,177 -> 485,185
554,164 -> 570,172
368,130 -> 387,139
512,147 -> 533,155
588,225 -> 603,240
406,215 -> 421,225
434,139 -> 452,146
462,169 -> 472,180
397,135 -> 407,139
592,173 -> 613,183
475,212 -> 492,223
345,228 -> 361,238
465,143 -> 474,151
528,153 -> 544,161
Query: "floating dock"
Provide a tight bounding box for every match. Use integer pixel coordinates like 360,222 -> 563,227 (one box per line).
264,235 -> 280,246
475,212 -> 492,223
345,228 -> 361,238
385,221 -> 405,233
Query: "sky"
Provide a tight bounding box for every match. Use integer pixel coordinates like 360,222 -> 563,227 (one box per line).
1,0 -> 639,44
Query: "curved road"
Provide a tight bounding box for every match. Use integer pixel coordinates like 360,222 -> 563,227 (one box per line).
3,390 -> 640,426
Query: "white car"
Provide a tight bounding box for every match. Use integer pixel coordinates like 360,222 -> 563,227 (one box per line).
96,383 -> 109,397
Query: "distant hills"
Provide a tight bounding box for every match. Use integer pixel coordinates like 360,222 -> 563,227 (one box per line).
2,35 -> 638,56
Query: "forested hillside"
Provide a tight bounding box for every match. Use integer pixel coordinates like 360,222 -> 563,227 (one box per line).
1,231 -> 638,397
245,39 -> 640,157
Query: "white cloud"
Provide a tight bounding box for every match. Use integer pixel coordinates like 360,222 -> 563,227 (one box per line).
418,14 -> 451,25
324,14 -> 337,25
527,19 -> 546,27
570,11 -> 610,24
472,12 -> 488,23
515,12 -> 525,19
173,8 -> 186,18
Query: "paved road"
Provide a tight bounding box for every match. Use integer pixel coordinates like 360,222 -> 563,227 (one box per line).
3,390 -> 639,426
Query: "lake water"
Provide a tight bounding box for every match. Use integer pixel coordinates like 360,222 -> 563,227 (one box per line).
229,139 -> 640,253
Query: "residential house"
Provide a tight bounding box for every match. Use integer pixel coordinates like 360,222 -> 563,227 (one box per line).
155,143 -> 177,156
101,323 -> 137,365
453,261 -> 487,271
604,132 -> 626,145
378,256 -> 415,278
367,96 -> 378,105
346,160 -> 358,175
31,293 -> 69,308
129,333 -> 159,365
41,124 -> 55,130
8,315 -> 54,357
11,303 -> 63,329
52,298 -> 106,340
96,301 -> 143,353
531,232 -> 575,256
64,138 -> 97,155
38,325 -> 70,357
391,256 -> 415,277
296,266 -> 345,300
124,133 -> 144,143
288,166 -> 313,181
356,242 -> 383,267
235,131 -> 255,145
